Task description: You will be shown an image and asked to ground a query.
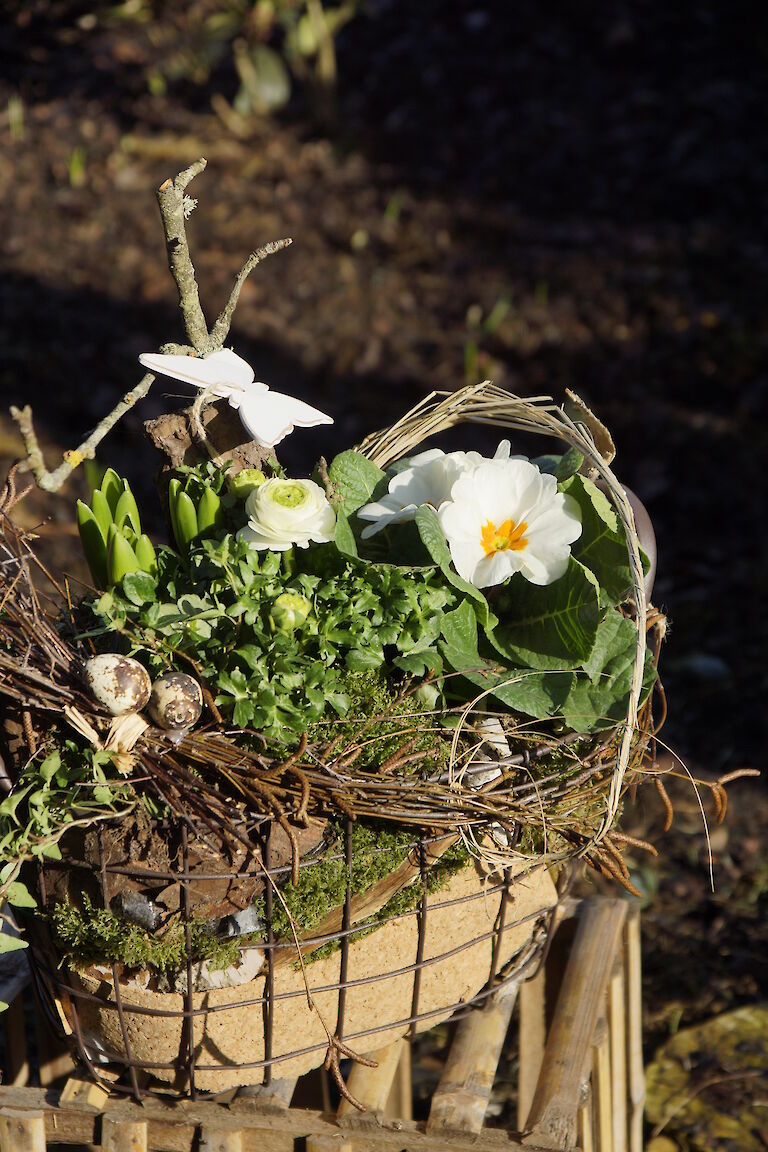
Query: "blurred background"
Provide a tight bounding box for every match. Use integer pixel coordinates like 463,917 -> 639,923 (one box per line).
1,1 -> 766,1143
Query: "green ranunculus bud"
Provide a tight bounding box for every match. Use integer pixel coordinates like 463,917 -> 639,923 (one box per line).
269,592 -> 312,633
229,468 -> 266,499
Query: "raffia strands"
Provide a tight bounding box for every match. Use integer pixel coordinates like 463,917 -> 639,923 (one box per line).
358,383 -> 648,847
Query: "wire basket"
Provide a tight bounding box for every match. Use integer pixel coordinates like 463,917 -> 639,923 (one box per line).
1,383 -> 664,1101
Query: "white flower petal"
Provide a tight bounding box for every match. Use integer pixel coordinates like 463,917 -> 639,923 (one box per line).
438,458 -> 582,588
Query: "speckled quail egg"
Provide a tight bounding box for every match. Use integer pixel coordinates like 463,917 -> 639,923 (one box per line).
148,672 -> 203,731
83,654 -> 152,716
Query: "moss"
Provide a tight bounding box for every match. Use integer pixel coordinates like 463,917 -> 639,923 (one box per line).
49,895 -> 260,975
302,838 -> 470,964
306,670 -> 449,774
262,818 -> 423,940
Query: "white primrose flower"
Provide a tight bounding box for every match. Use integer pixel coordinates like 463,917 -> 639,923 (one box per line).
357,440 -> 511,539
437,458 -> 582,588
238,478 -> 336,551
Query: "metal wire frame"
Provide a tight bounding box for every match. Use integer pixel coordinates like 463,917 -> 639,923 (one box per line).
26,814 -> 556,1102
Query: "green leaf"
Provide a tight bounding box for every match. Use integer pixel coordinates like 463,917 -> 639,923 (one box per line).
439,603 -> 574,717
534,447 -> 584,481
333,508 -> 359,558
439,600 -> 485,672
4,881 -> 36,908
197,487 -> 224,536
174,490 -> 199,549
134,534 -> 158,576
0,933 -> 28,955
345,648 -> 384,671
99,467 -> 123,515
76,502 -> 108,588
114,485 -> 142,536
491,559 -> 601,669
328,450 -> 386,515
562,609 -> 656,731
415,507 -> 497,630
106,525 -> 141,586
563,475 -> 635,604
121,571 -> 156,607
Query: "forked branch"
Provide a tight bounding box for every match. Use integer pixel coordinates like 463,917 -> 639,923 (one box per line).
10,157 -> 292,492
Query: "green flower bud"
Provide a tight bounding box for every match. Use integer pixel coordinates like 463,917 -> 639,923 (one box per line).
76,501 -> 108,588
114,484 -> 142,536
269,592 -> 312,633
196,486 -> 224,536
106,524 -> 141,586
229,468 -> 266,499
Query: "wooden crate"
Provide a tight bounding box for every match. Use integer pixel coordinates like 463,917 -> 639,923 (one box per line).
0,897 -> 643,1152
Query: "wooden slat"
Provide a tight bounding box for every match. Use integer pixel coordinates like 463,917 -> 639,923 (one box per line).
306,1136 -> 353,1151
337,1040 -> 405,1119
624,908 -> 644,1152
523,898 -> 626,1149
0,1108 -> 46,1152
59,1076 -> 111,1108
427,982 -> 519,1134
592,1016 -> 612,1152
577,1092 -> 594,1152
517,964 -> 547,1130
384,1037 -> 412,1121
200,1127 -> 244,1152
235,1078 -> 298,1109
0,1086 -> 555,1151
102,1114 -> 148,1152
609,964 -> 627,1152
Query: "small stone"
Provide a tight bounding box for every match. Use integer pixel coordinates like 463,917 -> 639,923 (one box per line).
218,905 -> 265,938
112,891 -> 160,932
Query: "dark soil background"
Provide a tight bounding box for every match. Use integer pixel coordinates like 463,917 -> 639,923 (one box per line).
1,1 -> 766,1142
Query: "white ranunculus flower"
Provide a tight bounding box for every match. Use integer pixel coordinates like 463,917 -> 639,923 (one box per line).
238,478 -> 336,551
438,459 -> 582,588
357,440 -> 511,539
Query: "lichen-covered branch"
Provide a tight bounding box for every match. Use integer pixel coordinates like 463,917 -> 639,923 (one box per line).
10,374 -> 154,493
210,237 -> 292,348
156,157 -> 211,353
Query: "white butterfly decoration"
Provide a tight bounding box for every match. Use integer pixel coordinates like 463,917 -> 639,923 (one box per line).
138,348 -> 333,448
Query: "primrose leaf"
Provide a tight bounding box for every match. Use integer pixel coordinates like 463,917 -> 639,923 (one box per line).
491,559 -> 601,669
534,447 -> 584,481
333,508 -> 359,558
328,450 -> 386,515
562,608 -> 657,731
439,601 -> 573,717
415,507 -> 497,630
563,475 -> 642,605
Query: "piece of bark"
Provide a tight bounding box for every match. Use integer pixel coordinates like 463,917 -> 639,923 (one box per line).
144,400 -> 275,473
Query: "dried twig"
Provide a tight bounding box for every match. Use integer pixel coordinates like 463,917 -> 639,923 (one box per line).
8,157 -> 292,492
210,238 -> 293,348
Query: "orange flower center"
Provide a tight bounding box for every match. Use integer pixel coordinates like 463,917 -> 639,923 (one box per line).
481,518 -> 528,556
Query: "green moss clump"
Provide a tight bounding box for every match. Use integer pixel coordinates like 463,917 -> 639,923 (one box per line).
302,838 -> 470,963
49,895 -> 258,975
263,818 -> 423,940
